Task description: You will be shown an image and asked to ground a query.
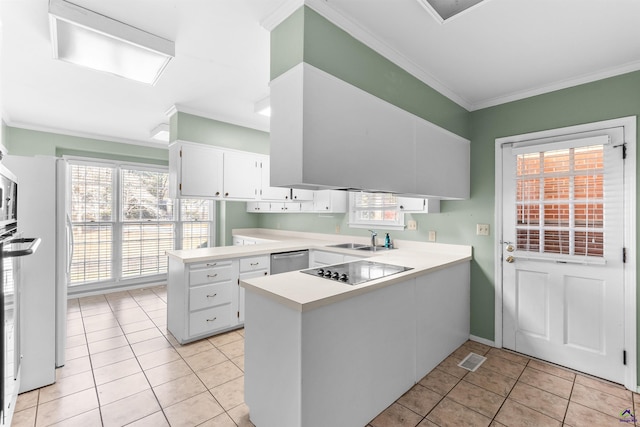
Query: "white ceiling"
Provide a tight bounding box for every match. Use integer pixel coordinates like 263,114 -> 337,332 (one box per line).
2,0 -> 640,147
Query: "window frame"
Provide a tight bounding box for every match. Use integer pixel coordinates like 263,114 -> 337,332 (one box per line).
66,157 -> 216,294
348,191 -> 405,231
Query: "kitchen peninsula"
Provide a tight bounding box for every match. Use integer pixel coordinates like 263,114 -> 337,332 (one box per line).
167,228 -> 471,426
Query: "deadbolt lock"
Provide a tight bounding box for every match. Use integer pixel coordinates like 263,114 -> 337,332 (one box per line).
506,244 -> 515,252
506,255 -> 515,263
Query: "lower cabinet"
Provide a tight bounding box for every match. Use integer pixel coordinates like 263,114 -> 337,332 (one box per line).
309,250 -> 362,268
168,254 -> 270,344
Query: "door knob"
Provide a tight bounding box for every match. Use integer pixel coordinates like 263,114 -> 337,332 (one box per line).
506,255 -> 515,263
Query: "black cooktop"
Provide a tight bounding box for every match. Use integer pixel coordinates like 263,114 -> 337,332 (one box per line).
301,260 -> 413,286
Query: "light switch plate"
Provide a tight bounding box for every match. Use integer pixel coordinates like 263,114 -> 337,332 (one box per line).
428,230 -> 436,242
407,220 -> 417,230
477,223 -> 490,236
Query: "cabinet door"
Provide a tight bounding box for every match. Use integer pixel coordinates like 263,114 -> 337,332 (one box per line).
223,151 -> 260,200
239,270 -> 268,323
313,190 -> 331,211
397,197 -> 424,212
180,144 -> 223,198
292,189 -> 314,201
259,155 -> 291,201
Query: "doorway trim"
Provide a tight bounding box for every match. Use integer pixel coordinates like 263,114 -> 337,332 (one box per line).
493,116 -> 637,391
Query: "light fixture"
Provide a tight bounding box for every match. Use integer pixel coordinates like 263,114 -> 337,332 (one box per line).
49,0 -> 175,85
150,124 -> 170,142
416,0 -> 487,23
254,96 -> 271,117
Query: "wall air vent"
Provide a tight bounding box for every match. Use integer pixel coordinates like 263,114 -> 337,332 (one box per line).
416,0 -> 487,23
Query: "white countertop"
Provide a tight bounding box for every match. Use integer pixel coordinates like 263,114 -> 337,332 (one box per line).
166,228 -> 472,312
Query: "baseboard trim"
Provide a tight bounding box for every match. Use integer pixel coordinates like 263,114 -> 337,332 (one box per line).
469,335 -> 495,347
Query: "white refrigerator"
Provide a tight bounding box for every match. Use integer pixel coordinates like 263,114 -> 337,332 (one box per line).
3,155 -> 67,392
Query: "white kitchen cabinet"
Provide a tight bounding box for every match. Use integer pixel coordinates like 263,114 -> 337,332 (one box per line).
292,189 -> 314,201
238,255 -> 270,323
169,142 -> 223,199
397,197 -> 440,213
167,258 -> 239,344
258,154 -> 292,201
270,63 -> 470,199
246,202 -> 271,213
223,151 -> 260,200
313,190 -> 347,213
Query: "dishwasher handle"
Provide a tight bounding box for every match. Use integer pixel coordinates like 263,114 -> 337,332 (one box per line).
271,251 -> 307,260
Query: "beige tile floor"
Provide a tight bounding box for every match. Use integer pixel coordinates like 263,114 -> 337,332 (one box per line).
11,285 -> 640,427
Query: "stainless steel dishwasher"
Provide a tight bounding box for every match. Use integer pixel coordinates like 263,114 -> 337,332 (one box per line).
270,250 -> 309,274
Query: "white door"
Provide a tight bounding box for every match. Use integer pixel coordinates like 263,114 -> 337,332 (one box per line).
502,129 -> 626,383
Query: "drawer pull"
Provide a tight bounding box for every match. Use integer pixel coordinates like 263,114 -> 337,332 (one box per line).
207,273 -> 218,278
206,293 -> 217,298
206,263 -> 217,267
250,262 -> 259,266
206,317 -> 217,322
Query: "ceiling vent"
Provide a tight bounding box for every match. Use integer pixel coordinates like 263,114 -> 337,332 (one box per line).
416,0 -> 487,23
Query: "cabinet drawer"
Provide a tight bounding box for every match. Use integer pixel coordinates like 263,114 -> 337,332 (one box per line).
189,282 -> 233,311
189,305 -> 233,337
190,260 -> 233,270
240,256 -> 270,273
189,265 -> 233,286
312,251 -> 343,266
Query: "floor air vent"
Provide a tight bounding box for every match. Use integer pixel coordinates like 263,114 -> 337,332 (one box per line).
457,352 -> 486,372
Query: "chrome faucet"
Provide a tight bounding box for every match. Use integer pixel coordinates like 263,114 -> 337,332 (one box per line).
368,230 -> 377,247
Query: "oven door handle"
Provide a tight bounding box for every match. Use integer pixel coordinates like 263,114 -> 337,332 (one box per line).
66,214 -> 74,273
3,237 -> 41,258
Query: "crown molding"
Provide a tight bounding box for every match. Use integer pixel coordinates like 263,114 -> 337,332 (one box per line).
303,0 -> 473,111
260,0 -> 304,31
169,104 -> 270,133
470,59 -> 640,111
3,119 -> 170,149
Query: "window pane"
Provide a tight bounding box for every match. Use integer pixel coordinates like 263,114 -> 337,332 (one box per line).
122,223 -> 174,277
71,164 -> 112,222
122,169 -> 173,221
70,224 -> 112,284
183,223 -> 210,250
515,144 -> 604,258
180,199 -> 209,221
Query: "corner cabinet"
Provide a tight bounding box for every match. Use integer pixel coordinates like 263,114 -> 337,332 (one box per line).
167,254 -> 270,344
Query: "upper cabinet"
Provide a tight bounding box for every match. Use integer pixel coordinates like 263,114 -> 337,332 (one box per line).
258,154 -> 291,201
169,142 -> 223,199
269,63 -> 470,199
222,151 -> 260,200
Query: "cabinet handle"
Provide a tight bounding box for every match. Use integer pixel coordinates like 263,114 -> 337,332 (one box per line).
206,263 -> 217,267
206,293 -> 217,298
250,262 -> 259,266
207,273 -> 218,278
206,317 -> 217,322
215,192 -> 220,196
264,271 -> 268,275
225,192 -> 229,197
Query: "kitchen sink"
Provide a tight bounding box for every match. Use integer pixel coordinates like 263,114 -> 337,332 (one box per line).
356,245 -> 396,252
326,243 -> 369,249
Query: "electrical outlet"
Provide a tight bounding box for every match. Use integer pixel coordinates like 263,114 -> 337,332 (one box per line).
407,220 -> 417,230
428,230 -> 436,242
335,225 -> 340,233
477,223 -> 490,236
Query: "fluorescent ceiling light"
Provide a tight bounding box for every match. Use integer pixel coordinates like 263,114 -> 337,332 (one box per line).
254,96 -> 271,117
49,0 -> 174,85
416,0 -> 487,23
150,123 -> 170,142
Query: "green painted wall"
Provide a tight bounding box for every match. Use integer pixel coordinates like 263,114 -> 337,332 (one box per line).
5,127 -> 168,165
270,6 -> 469,139
172,112 -> 269,154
